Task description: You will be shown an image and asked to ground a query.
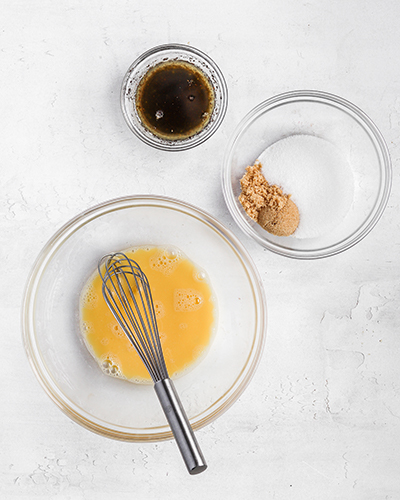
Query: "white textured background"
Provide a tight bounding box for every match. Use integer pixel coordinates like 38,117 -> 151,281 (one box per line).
1,1 -> 400,498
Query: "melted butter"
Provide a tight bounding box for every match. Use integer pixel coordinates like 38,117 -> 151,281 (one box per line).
79,246 -> 216,383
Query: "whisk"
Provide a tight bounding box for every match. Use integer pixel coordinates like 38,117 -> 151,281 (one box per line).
98,252 -> 207,475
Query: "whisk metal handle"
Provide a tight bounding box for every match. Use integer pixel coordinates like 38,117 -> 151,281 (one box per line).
154,378 -> 207,475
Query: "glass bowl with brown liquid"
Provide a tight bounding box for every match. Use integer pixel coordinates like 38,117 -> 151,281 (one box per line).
121,44 -> 228,151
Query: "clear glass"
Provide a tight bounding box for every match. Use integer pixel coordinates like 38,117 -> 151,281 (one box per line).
121,44 -> 228,151
222,90 -> 392,259
22,196 -> 266,441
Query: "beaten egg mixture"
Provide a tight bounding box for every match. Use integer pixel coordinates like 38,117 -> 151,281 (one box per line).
80,246 -> 216,383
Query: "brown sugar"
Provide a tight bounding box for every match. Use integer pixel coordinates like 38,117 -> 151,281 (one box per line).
258,198 -> 299,236
238,162 -> 299,237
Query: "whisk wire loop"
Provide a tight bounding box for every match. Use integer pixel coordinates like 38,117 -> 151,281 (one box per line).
98,252 -> 168,382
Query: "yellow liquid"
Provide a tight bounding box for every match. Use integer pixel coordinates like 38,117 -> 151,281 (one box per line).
80,246 -> 216,383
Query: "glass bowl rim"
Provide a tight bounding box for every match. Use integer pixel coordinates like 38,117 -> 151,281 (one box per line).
21,194 -> 266,441
222,89 -> 392,259
120,43 -> 228,152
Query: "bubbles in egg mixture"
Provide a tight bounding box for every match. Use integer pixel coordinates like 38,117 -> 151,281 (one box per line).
195,270 -> 207,281
158,330 -> 167,342
100,355 -> 123,378
174,288 -> 203,312
153,300 -> 165,319
81,321 -> 92,335
81,283 -> 98,309
149,247 -> 182,276
111,322 -> 125,338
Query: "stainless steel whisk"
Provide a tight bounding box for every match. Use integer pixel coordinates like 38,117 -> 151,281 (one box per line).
98,252 -> 207,475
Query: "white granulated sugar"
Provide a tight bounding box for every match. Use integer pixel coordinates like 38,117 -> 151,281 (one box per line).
257,135 -> 354,239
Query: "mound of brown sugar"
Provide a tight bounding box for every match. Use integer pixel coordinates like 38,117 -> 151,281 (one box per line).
239,162 -> 299,237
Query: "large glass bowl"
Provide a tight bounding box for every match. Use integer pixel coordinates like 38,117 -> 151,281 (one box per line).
222,90 -> 392,259
22,195 -> 266,441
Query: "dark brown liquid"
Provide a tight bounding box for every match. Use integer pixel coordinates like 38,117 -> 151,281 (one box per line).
135,60 -> 215,140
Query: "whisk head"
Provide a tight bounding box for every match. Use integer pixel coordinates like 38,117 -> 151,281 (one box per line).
98,252 -> 168,383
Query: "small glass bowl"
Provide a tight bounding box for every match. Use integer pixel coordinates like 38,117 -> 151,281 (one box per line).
22,195 -> 266,442
121,44 -> 228,151
222,90 -> 392,259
